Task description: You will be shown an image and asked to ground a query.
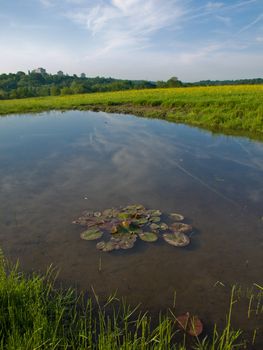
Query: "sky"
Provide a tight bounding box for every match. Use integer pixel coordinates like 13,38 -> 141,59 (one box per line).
0,0 -> 262,81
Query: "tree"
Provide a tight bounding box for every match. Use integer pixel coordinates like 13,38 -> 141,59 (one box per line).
166,77 -> 182,87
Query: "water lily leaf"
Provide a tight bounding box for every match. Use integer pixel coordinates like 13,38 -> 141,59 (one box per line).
170,223 -> 193,234
96,241 -> 105,250
137,218 -> 149,225
170,213 -> 184,221
159,222 -> 169,230
80,229 -> 103,241
150,223 -> 160,231
150,216 -> 161,223
163,232 -> 190,247
139,232 -> 158,242
102,209 -> 114,218
135,204 -> 145,210
96,240 -> 116,252
147,209 -> 161,217
118,212 -> 130,220
176,313 -> 203,336
117,234 -> 137,249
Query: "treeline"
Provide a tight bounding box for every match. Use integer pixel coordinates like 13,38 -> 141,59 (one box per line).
0,71 -> 262,100
0,71 -> 160,100
186,78 -> 263,87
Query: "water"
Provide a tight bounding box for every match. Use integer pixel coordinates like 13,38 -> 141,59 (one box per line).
0,111 -> 262,336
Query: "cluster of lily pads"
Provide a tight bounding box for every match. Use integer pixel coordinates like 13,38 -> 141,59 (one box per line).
72,204 -> 194,252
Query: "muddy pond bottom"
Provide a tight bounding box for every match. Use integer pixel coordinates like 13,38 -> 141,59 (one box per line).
0,111 -> 262,340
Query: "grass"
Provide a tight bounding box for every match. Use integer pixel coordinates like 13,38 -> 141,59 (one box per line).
0,250 -> 262,349
0,85 -> 263,138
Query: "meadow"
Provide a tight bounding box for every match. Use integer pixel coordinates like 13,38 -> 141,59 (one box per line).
0,85 -> 263,137
0,252 -> 262,350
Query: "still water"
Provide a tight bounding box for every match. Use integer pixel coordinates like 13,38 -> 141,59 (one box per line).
0,111 -> 262,334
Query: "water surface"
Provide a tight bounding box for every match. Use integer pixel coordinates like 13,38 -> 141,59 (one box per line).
0,111 -> 262,336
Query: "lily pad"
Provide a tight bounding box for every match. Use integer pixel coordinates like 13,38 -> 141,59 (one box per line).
80,229 -> 103,241
150,216 -> 161,223
159,222 -> 168,230
176,313 -> 203,336
137,218 -> 149,225
163,232 -> 190,247
170,223 -> 193,234
96,240 -> 116,252
150,223 -> 160,231
74,204 -> 196,253
118,212 -> 130,220
170,213 -> 184,221
118,234 -> 137,249
148,209 -> 162,216
139,232 -> 158,242
102,209 -> 114,217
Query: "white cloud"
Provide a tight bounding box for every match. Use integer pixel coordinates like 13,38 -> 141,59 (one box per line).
215,15 -> 232,26
65,0 -> 186,53
205,2 -> 224,10
39,0 -> 54,7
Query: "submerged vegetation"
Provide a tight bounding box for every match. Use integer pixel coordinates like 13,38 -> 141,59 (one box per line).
0,85 -> 263,137
73,204 -> 193,252
0,251 -> 262,349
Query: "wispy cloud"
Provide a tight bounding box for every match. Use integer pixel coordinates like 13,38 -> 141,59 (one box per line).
65,0 -> 186,53
238,13 -> 263,33
205,2 -> 224,10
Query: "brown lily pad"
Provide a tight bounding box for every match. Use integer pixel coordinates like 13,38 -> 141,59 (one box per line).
96,240 -> 116,252
170,213 -> 184,221
176,313 -> 203,336
170,223 -> 193,234
163,232 -> 190,247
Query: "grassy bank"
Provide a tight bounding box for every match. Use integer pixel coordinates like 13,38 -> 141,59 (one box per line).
0,85 -> 263,137
0,252 -> 262,349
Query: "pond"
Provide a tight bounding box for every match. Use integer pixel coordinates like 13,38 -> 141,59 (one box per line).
0,111 -> 262,335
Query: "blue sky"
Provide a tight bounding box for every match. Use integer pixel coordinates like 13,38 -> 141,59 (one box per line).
0,0 -> 262,81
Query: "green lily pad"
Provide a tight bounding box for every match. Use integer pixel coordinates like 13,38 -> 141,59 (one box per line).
150,216 -> 161,223
118,212 -> 130,220
137,218 -> 149,225
163,232 -> 190,247
159,222 -> 169,230
147,209 -> 162,216
150,223 -> 160,231
80,229 -> 103,241
170,223 -> 193,234
139,232 -> 158,242
170,213 -> 184,221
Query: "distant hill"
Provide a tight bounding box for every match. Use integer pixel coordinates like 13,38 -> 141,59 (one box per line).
0,70 -> 262,100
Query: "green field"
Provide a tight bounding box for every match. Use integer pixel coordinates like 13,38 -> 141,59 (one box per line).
0,253 -> 262,349
1,85 -> 263,138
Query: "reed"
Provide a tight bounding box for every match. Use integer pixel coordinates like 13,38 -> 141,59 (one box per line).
0,253 -> 262,349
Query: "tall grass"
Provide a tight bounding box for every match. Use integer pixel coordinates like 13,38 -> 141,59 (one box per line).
0,85 -> 263,137
0,250 -> 262,349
